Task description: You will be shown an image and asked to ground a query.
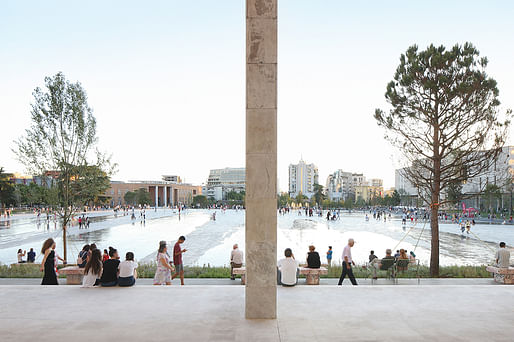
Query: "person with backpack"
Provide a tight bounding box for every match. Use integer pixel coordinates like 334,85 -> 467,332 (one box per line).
77,245 -> 90,268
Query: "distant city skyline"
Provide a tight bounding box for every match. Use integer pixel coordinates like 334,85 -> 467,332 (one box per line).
1,0 -> 513,191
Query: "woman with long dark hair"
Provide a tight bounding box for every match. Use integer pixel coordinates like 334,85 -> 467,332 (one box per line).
82,249 -> 103,287
153,241 -> 174,285
40,238 -> 58,285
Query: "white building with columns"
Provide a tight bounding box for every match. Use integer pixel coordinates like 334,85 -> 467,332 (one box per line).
288,159 -> 319,199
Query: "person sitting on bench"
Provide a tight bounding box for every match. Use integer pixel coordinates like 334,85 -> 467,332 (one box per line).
496,242 -> 511,268
396,249 -> 409,272
377,249 -> 396,279
306,245 -> 321,269
277,248 -> 299,286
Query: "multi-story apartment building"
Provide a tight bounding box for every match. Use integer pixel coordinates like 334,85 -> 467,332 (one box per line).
395,145 -> 514,208
288,159 -> 318,199
326,170 -> 383,202
203,167 -> 246,201
326,170 -> 353,201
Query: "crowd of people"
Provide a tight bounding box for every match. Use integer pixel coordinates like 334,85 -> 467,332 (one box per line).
36,235 -> 188,287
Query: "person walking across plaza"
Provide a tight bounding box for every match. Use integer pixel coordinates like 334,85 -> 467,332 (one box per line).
153,241 -> 173,285
230,243 -> 244,280
172,236 -> 187,285
338,238 -> 357,286
40,238 -> 59,285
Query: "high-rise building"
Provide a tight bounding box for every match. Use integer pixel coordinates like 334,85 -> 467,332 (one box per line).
203,167 -> 246,201
288,159 -> 318,199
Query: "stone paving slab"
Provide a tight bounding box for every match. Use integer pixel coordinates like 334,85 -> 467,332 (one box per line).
0,285 -> 512,342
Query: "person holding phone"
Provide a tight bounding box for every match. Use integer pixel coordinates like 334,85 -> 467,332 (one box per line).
172,236 -> 187,285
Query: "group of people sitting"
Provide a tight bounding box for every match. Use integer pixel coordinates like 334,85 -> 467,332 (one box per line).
276,245 -> 322,286
78,244 -> 138,287
367,248 -> 415,279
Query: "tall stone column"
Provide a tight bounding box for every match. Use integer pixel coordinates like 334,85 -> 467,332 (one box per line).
164,186 -> 167,208
245,0 -> 277,319
155,186 -> 158,208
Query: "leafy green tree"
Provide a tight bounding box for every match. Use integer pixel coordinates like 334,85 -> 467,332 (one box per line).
136,188 -> 152,206
193,195 -> 209,208
482,183 -> 502,214
295,192 -> 307,206
343,199 -> 353,209
313,183 -> 325,207
355,197 -> 366,207
391,190 -> 401,206
226,191 -> 245,201
447,181 -> 463,208
72,164 -> 111,207
375,43 -> 511,276
278,192 -> 291,207
13,72 -> 115,261
124,191 -> 137,205
0,167 -> 14,208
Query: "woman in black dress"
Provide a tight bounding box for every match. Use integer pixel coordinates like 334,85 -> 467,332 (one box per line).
40,238 -> 58,285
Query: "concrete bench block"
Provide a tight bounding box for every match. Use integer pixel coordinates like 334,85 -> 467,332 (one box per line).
60,266 -> 84,285
233,267 -> 246,285
486,266 -> 514,284
299,267 -> 328,285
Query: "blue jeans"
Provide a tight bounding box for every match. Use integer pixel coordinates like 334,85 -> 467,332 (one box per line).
100,280 -> 118,287
118,276 -> 135,287
277,269 -> 299,286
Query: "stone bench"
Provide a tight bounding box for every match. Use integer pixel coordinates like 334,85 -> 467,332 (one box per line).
59,266 -> 84,285
299,267 -> 328,285
232,267 -> 246,285
486,266 -> 514,284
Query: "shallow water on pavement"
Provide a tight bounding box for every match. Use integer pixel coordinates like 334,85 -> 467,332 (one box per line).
0,209 -> 512,266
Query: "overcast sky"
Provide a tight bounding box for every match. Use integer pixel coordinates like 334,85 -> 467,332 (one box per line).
1,0 -> 513,191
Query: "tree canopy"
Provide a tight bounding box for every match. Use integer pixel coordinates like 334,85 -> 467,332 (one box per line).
0,167 -> 14,208
375,43 -> 511,276
14,72 -> 115,260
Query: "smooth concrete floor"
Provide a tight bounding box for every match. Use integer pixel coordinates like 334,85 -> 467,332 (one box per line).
0,285 -> 513,342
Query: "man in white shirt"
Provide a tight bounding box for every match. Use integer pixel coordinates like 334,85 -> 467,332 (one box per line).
495,242 -> 511,268
338,238 -> 357,285
277,248 -> 299,286
230,244 -> 244,280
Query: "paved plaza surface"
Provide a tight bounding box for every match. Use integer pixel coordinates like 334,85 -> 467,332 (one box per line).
0,277 -> 500,285
0,284 -> 512,342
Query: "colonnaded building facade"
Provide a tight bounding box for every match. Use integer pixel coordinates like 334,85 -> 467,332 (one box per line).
106,175 -> 202,207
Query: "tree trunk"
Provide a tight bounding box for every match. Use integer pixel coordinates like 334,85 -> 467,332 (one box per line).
62,225 -> 67,262
431,112 -> 441,278
430,202 -> 439,277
